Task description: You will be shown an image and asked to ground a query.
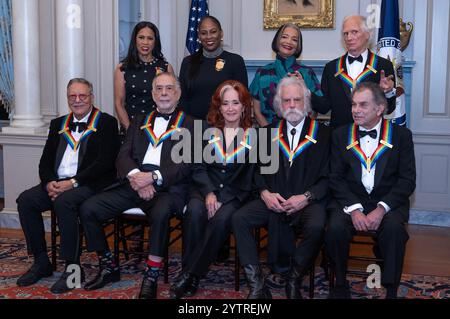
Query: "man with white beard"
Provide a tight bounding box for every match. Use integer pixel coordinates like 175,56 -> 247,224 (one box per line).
232,75 -> 331,299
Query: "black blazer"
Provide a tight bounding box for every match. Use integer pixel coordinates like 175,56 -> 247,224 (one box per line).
38,108 -> 120,191
116,110 -> 194,201
255,117 -> 331,202
313,50 -> 396,129
190,123 -> 256,204
329,120 -> 416,220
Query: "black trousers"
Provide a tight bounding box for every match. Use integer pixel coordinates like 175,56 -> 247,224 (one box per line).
232,199 -> 326,268
16,184 -> 95,261
79,183 -> 184,258
325,208 -> 409,287
183,197 -> 241,277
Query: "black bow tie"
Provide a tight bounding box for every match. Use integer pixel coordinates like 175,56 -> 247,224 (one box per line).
358,129 -> 377,139
155,111 -> 175,121
69,122 -> 87,133
348,55 -> 363,64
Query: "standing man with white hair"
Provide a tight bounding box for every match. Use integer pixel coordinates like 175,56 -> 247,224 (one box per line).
313,15 -> 396,129
232,75 -> 331,299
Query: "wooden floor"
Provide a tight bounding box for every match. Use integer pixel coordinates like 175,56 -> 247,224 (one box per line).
1,224 -> 449,277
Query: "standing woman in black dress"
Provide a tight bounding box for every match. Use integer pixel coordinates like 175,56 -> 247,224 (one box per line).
114,21 -> 174,131
179,16 -> 248,120
169,80 -> 255,299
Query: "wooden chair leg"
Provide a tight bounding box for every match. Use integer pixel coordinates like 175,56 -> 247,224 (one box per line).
114,217 -> 120,266
120,222 -> 129,261
50,210 -> 57,271
234,248 -> 240,291
164,225 -> 170,284
309,264 -> 315,299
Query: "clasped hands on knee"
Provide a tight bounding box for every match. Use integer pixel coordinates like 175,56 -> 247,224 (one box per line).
260,189 -> 308,215
128,172 -> 156,201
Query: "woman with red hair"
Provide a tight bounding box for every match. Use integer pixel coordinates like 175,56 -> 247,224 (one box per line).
170,80 -> 256,299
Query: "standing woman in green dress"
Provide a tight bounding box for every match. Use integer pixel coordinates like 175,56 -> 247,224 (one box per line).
251,23 -> 323,126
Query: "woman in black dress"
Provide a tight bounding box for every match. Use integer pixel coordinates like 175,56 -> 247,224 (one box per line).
114,21 -> 174,131
179,16 -> 248,120
170,80 -> 255,299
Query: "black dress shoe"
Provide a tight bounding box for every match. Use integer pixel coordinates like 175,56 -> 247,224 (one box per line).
138,276 -> 157,299
169,272 -> 200,299
50,267 -> 86,294
84,268 -> 120,291
16,262 -> 53,287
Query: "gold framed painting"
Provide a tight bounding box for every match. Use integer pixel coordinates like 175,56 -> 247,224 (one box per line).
264,0 -> 335,29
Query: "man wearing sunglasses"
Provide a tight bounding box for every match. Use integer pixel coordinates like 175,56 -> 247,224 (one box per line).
16,78 -> 120,294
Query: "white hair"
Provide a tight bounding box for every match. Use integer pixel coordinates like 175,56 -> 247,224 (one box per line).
273,76 -> 312,117
342,15 -> 373,42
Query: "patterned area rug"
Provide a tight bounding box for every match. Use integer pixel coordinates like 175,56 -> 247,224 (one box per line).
1,238 -> 449,299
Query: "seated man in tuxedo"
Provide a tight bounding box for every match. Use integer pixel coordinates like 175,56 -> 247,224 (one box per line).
79,72 -> 194,299
325,82 -> 416,299
232,75 -> 330,299
312,15 -> 396,128
16,78 -> 120,294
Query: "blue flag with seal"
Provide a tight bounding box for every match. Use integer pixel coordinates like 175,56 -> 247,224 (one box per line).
377,0 -> 406,126
185,0 -> 209,55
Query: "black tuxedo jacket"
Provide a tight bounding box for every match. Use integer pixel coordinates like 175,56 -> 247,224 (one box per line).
313,50 -> 396,128
116,110 -> 194,201
329,120 -> 416,220
39,108 -> 120,191
190,123 -> 256,204
255,117 -> 331,202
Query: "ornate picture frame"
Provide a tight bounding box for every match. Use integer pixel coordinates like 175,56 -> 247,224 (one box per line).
264,0 -> 335,29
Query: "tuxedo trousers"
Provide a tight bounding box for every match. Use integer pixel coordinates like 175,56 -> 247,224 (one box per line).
232,199 -> 326,268
79,183 -> 185,258
325,208 -> 409,287
16,184 -> 95,261
182,197 -> 241,276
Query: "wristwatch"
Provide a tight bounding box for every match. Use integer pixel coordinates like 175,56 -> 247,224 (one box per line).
303,191 -> 314,202
70,178 -> 79,188
151,172 -> 161,186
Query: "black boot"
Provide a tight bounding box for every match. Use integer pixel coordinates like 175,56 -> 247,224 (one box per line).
84,255 -> 120,291
285,264 -> 306,299
243,264 -> 272,299
139,276 -> 158,299
169,272 -> 200,299
50,265 -> 86,294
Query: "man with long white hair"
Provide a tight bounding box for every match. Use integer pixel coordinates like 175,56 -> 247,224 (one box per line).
232,75 -> 331,299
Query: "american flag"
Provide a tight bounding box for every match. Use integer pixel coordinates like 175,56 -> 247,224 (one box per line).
185,0 -> 209,55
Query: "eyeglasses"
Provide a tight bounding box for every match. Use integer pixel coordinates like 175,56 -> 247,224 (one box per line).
68,94 -> 91,102
154,85 -> 176,94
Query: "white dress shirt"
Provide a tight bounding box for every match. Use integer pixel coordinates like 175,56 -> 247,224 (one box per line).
127,115 -> 169,184
346,49 -> 369,82
286,118 -> 305,151
346,49 -> 396,98
57,111 -> 91,179
343,119 -> 391,215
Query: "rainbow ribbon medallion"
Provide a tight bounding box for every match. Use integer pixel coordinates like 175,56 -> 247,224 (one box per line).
346,119 -> 393,172
58,109 -> 101,152
210,128 -> 252,164
335,52 -> 378,90
277,119 -> 319,166
141,111 -> 185,148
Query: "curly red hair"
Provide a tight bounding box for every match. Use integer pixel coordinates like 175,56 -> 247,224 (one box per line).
207,80 -> 253,130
